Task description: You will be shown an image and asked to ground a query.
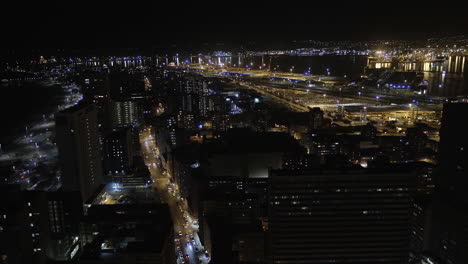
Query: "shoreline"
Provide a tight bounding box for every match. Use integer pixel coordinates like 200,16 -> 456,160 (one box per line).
0,81 -> 82,162
0,80 -> 67,151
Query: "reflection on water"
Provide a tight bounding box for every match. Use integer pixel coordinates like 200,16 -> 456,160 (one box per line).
191,55 -> 368,79
424,71 -> 467,97
89,54 -> 467,97
368,55 -> 468,96
83,58 -> 146,68
197,54 -> 467,96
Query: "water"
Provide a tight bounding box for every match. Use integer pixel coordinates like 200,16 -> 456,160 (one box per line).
424,71 -> 468,97
251,55 -> 367,79
0,80 -> 65,148
77,58 -> 147,68
368,55 -> 468,97
189,54 -> 468,97
192,55 -> 368,79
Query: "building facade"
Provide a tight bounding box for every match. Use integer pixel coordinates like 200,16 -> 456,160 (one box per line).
55,102 -> 103,202
268,169 -> 416,264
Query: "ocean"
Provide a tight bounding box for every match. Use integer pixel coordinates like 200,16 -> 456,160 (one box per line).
0,80 -> 65,149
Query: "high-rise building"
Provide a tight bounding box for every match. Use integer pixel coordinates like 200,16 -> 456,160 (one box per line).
55,102 -> 103,202
77,70 -> 111,130
178,75 -> 209,116
43,191 -> 82,261
78,70 -> 110,103
176,111 -> 196,130
103,127 -> 135,175
109,100 -> 139,128
0,185 -> 37,264
268,168 -> 416,264
283,153 -> 321,170
308,107 -> 324,130
197,177 -> 268,264
409,196 -> 431,263
428,103 -> 468,263
435,103 -> 468,197
0,185 -> 82,263
109,71 -> 145,101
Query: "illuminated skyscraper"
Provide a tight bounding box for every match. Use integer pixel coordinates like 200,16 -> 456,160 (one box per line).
110,100 -> 139,128
178,75 -> 210,116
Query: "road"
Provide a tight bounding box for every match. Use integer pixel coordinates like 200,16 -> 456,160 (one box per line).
188,68 -> 442,133
140,127 -> 210,264
187,64 -> 447,108
239,81 -> 310,112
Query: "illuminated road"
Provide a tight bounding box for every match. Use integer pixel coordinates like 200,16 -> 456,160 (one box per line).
185,66 -> 443,133
186,63 -> 446,106
237,81 -> 310,112
140,127 -> 210,264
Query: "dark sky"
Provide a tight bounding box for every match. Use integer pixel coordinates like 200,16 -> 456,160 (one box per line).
3,0 -> 468,50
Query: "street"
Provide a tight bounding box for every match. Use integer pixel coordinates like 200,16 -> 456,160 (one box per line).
140,127 -> 210,264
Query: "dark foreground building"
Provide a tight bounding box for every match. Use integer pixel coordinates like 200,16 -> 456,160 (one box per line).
268,168 -> 416,264
0,185 -> 82,263
55,102 -> 103,202
80,204 -> 175,264
428,103 -> 468,263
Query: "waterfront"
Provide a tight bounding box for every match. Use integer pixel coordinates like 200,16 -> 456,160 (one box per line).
0,80 -> 67,148
368,55 -> 468,96
0,81 -> 82,191
186,54 -> 468,97
198,55 -> 369,79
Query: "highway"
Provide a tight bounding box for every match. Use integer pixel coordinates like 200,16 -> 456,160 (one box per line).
140,127 -> 210,264
184,65 -> 442,136
187,63 -> 447,106
238,81 -> 310,112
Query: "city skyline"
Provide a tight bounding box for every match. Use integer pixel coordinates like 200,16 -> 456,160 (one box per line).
1,5 -> 468,264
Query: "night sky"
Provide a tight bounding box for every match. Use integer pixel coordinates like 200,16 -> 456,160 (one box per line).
3,1 -> 468,50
